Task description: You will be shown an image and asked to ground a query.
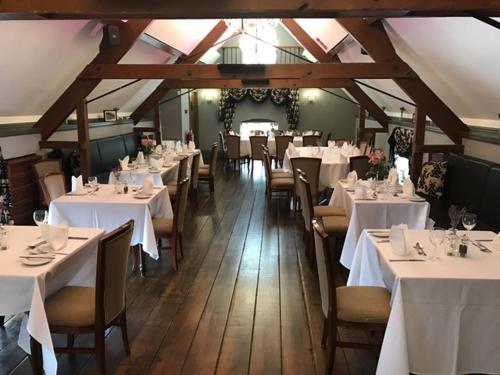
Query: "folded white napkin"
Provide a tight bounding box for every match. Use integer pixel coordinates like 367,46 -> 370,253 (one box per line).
182,144 -> 188,153
175,141 -> 182,153
492,232 -> 500,252
390,224 -> 410,256
71,175 -> 84,194
402,177 -> 415,197
188,141 -> 195,151
155,145 -> 162,154
142,176 -> 153,195
346,170 -> 358,188
119,155 -> 130,171
136,151 -> 145,165
149,157 -> 163,169
387,168 -> 399,186
40,220 -> 69,251
354,184 -> 367,199
287,142 -> 298,157
342,142 -> 348,150
425,218 -> 435,229
327,140 -> 336,148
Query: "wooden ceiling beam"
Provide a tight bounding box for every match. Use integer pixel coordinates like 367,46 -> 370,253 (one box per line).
35,19 -> 151,140
130,20 -> 228,124
142,78 -> 356,89
337,18 -> 468,144
281,18 -> 389,128
2,1 -> 500,19
79,63 -> 415,80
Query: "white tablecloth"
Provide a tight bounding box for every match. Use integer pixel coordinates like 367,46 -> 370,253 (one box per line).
48,185 -> 172,259
240,137 -> 303,156
330,181 -> 430,269
283,147 -> 351,189
349,229 -> 500,375
108,164 -> 178,187
0,226 -> 104,375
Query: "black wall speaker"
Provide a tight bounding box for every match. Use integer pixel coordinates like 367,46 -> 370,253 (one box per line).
102,24 -> 120,47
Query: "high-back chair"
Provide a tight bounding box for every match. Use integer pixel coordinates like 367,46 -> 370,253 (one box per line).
44,220 -> 135,375
312,219 -> 390,375
275,135 -> 294,167
39,173 -> 66,205
249,135 -> 268,169
190,152 -> 200,194
167,155 -> 189,200
290,157 -> 322,211
34,159 -> 63,206
263,150 -> 294,204
302,135 -> 322,147
199,143 -> 218,193
225,134 -> 249,169
349,155 -> 370,179
153,177 -> 190,270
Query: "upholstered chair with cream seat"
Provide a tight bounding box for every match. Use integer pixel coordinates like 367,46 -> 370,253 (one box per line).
249,135 -> 268,170
349,155 -> 370,179
263,150 -> 294,204
39,172 -> 66,205
274,135 -> 294,167
225,134 -> 249,169
34,159 -> 63,206
261,144 -> 292,179
312,219 -> 390,375
199,143 -> 218,193
166,155 -> 189,201
302,135 -> 322,147
153,177 -> 190,270
43,220 -> 134,375
290,157 -> 322,211
190,152 -> 200,194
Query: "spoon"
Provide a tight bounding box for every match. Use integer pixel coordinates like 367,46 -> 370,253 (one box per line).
414,242 -> 427,256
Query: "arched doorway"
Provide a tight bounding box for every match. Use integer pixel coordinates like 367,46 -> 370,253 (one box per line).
239,119 -> 278,138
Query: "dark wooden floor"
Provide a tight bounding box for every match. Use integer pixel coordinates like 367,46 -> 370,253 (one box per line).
0,162 -> 379,375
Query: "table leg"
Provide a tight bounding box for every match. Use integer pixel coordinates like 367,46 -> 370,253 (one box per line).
29,336 -> 43,375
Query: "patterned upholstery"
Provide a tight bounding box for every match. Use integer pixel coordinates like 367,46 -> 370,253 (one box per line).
416,161 -> 447,199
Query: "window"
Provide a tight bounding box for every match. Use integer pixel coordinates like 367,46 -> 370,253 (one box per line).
240,121 -> 278,139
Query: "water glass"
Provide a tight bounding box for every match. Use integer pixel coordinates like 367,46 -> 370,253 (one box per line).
462,212 -> 477,233
88,176 -> 98,194
33,210 -> 48,226
429,227 -> 445,261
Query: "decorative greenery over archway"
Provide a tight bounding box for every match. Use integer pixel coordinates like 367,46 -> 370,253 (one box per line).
218,88 -> 299,133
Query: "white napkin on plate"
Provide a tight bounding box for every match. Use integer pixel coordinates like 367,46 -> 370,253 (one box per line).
287,142 -> 298,157
387,168 -> 399,185
71,175 -> 84,194
149,157 -> 163,169
188,141 -> 195,151
390,224 -> 410,256
346,170 -> 358,188
142,176 -> 153,195
118,155 -> 130,171
402,178 -> 415,197
40,220 -> 69,251
354,183 -> 367,199
136,151 -> 145,165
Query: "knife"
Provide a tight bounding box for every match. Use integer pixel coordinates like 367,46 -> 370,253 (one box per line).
388,259 -> 425,262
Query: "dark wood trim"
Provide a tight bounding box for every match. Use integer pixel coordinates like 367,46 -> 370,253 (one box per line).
133,127 -> 158,133
410,107 -> 426,183
153,103 -> 162,144
39,141 -> 80,149
415,144 -> 465,153
76,100 -> 91,180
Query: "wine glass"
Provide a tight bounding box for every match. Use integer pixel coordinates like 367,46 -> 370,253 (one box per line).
462,212 -> 477,233
88,176 -> 98,194
33,210 -> 48,226
429,227 -> 445,261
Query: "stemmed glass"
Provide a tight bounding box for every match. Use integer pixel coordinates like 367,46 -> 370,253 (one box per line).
88,176 -> 98,194
429,227 -> 445,261
33,210 -> 48,226
462,212 -> 477,233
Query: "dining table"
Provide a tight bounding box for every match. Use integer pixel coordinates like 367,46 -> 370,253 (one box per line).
283,146 -> 356,189
0,225 -> 104,375
240,136 -> 303,156
349,228 -> 500,375
329,180 -> 430,269
48,184 -> 172,260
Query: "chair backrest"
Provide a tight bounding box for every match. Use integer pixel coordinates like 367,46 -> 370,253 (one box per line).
291,157 -> 322,197
39,173 -> 66,204
312,219 -> 336,319
275,135 -> 294,161
325,132 -> 332,146
262,151 -> 273,190
359,141 -> 368,155
250,136 -> 268,161
209,143 -> 219,177
302,135 -> 322,147
334,139 -> 348,147
190,152 -> 200,189
33,159 -> 62,179
349,155 -> 370,178
177,156 -> 189,184
364,145 -> 372,156
298,175 -> 315,233
174,177 -> 191,233
95,219 -> 134,325
225,135 -> 241,159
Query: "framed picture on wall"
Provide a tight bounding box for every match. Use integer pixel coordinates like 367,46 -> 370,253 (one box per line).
103,109 -> 118,122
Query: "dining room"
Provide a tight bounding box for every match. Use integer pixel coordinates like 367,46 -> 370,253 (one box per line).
1,4 -> 500,375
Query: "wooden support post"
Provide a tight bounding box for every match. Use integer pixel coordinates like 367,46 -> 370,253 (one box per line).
153,103 -> 162,144
76,100 -> 91,180
357,107 -> 366,147
411,107 -> 426,184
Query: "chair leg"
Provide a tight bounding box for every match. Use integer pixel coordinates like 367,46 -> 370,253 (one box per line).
326,318 -> 337,375
67,334 -> 75,348
171,233 -> 178,270
321,317 -> 329,348
209,176 -> 214,193
29,336 -> 43,375
95,329 -> 106,375
119,311 -> 131,356
178,233 -> 184,258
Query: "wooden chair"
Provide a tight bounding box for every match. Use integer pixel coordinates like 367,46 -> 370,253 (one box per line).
298,174 -> 347,261
312,219 -> 390,375
324,132 -> 332,147
275,135 -> 294,167
302,135 -> 322,147
190,152 -> 200,194
39,173 -> 66,205
225,134 -> 249,169
263,150 -> 294,204
153,177 -> 190,270
33,159 -> 63,206
43,220 -> 135,375
166,155 -> 189,200
249,135 -> 268,169
349,155 -> 370,179
290,157 -> 322,211
333,139 -> 348,147
199,143 -> 218,193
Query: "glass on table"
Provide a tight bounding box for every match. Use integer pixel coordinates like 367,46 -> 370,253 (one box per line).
0,225 -> 8,250
88,176 -> 98,194
429,227 -> 445,261
33,210 -> 48,226
462,212 -> 477,233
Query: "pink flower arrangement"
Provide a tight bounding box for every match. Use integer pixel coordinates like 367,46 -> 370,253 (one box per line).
140,136 -> 155,156
368,150 -> 384,165
365,149 -> 389,180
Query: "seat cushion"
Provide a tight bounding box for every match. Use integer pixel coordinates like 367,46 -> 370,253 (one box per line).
313,206 -> 346,217
336,286 -> 390,324
152,217 -> 173,236
167,184 -> 177,196
199,164 -> 209,170
272,171 -> 293,179
322,215 -> 349,233
199,168 -> 210,177
271,177 -> 294,188
45,286 -> 95,327
416,161 -> 447,199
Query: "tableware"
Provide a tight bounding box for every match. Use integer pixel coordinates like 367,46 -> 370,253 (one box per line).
68,236 -> 89,240
377,239 -> 390,243
65,191 -> 87,196
388,259 -> 425,262
414,242 -> 427,256
409,196 -> 426,202
88,176 -> 98,195
20,257 -> 54,266
471,240 -> 492,253
134,193 -> 152,199
33,210 -> 48,226
149,168 -> 160,173
27,240 -> 46,249
371,233 -> 390,238
429,227 -> 445,261
462,212 -> 477,232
